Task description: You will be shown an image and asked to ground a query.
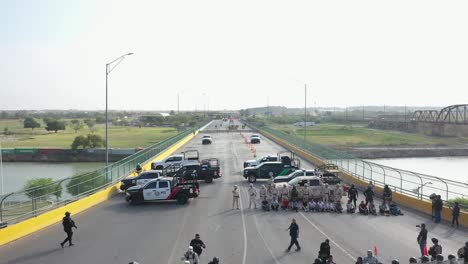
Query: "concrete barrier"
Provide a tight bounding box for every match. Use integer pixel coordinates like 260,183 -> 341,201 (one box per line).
260,130 -> 468,228
0,129 -> 201,246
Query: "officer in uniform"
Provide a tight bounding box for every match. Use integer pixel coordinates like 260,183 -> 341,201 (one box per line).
322,183 -> 330,204
347,184 -> 359,208
248,183 -> 258,209
259,185 -> 267,203
302,183 -> 310,211
334,184 -> 343,203
281,184 -> 290,209
60,211 -> 77,248
232,185 -> 240,210
270,184 -> 279,210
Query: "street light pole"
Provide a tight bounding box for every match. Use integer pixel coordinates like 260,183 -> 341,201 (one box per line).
105,53 -> 133,169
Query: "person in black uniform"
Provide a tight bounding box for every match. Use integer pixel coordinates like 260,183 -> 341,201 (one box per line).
363,187 -> 374,206
347,184 -> 359,208
286,218 -> 301,252
190,234 -> 206,257
60,211 -> 77,248
319,239 -> 331,262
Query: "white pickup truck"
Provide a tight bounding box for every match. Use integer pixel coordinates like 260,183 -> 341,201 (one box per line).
151,150 -> 200,170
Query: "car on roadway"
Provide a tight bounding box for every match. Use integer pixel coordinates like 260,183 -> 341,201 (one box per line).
243,154 -> 278,168
151,154 -> 185,170
273,169 -> 317,183
202,135 -> 213,145
250,134 -> 261,144
120,170 -> 162,191
125,177 -> 198,205
163,159 -> 221,183
243,161 -> 298,183
317,163 -> 342,185
275,176 -> 324,199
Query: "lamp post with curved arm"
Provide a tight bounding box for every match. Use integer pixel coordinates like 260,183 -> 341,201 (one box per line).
105,53 -> 133,170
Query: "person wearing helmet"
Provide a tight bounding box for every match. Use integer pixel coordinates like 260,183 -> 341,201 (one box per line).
232,185 -> 240,210
60,211 -> 77,248
248,183 -> 258,209
428,238 -> 442,261
182,246 -> 199,264
362,249 -> 379,264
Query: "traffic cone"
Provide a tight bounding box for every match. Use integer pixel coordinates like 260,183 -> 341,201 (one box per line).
374,246 -> 378,256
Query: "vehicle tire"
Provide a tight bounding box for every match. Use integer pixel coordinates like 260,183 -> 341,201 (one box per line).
128,195 -> 142,205
177,194 -> 189,205
205,176 -> 213,183
248,174 -> 256,183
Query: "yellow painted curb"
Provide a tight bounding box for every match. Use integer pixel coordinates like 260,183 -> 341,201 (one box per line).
0,130 -> 200,246
260,130 -> 468,228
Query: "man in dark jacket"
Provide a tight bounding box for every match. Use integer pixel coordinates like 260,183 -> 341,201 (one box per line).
286,218 -> 301,252
190,234 -> 206,257
363,187 -> 374,206
347,184 -> 359,208
451,202 -> 460,228
428,238 -> 442,261
60,212 -> 77,248
319,239 -> 331,262
433,195 -> 443,223
417,224 -> 427,257
383,185 -> 392,203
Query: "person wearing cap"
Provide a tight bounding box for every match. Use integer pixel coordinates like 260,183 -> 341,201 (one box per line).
286,218 -> 301,252
248,183 -> 258,209
60,211 -> 77,248
318,239 -> 331,262
190,234 -> 206,257
428,238 -> 442,261
362,249 -> 379,264
182,246 -> 199,264
417,224 -> 428,257
232,185 -> 240,210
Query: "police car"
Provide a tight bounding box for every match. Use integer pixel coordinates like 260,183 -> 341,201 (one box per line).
120,170 -> 161,191
125,177 -> 199,205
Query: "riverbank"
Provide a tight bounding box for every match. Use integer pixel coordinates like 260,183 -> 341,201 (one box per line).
339,145 -> 468,159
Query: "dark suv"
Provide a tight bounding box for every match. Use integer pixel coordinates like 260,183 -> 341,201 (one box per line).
243,162 -> 297,183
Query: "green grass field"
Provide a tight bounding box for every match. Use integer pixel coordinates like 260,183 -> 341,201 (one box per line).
271,123 -> 468,146
0,119 -> 177,148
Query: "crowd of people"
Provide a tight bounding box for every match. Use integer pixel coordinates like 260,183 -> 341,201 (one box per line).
235,180 -> 404,218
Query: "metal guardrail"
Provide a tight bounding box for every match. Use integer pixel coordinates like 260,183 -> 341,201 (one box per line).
0,121 -> 208,224
248,123 -> 468,208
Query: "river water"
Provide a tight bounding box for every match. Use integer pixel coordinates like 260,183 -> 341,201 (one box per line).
0,162 -> 105,194
368,157 -> 468,184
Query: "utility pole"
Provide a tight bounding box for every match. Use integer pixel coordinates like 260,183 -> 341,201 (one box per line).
304,84 -> 307,142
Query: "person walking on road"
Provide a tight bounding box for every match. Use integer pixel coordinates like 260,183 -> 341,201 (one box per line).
232,185 -> 240,210
363,186 -> 374,206
417,224 -> 428,257
433,195 -> 443,223
362,249 -> 379,264
60,211 -> 77,248
348,184 -> 358,208
190,234 -> 206,257
286,218 -> 301,252
248,183 -> 258,209
451,202 -> 460,228
182,246 -> 199,264
319,239 -> 331,262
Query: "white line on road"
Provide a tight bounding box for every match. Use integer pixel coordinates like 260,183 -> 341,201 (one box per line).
299,212 -> 356,261
231,137 -> 248,264
253,215 -> 283,264
167,203 -> 190,264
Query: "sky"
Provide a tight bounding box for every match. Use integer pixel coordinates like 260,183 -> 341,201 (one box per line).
1,0 -> 468,111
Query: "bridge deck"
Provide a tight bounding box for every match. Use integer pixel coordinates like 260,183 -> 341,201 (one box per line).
0,120 -> 466,264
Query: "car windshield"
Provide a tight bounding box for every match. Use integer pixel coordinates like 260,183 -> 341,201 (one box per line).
203,136 -> 211,138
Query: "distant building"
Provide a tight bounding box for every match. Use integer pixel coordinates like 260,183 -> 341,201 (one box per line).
293,121 -> 315,127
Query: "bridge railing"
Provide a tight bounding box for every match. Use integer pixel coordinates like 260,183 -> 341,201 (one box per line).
250,124 -> 468,209
0,121 -> 208,224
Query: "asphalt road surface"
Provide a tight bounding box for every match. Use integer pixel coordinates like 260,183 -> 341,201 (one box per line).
0,120 -> 466,264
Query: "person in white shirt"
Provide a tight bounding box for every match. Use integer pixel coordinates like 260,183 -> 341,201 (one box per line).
248,183 -> 258,209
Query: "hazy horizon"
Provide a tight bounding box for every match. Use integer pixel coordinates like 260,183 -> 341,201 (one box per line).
2,1 -> 467,111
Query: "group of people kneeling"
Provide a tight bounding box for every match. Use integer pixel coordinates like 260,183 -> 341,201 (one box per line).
240,181 -> 404,217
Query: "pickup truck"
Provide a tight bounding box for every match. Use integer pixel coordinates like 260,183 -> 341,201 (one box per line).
163,158 -> 221,183
151,150 -> 200,170
125,177 -> 198,205
243,161 -> 298,183
243,155 -> 278,168
120,170 -> 161,191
